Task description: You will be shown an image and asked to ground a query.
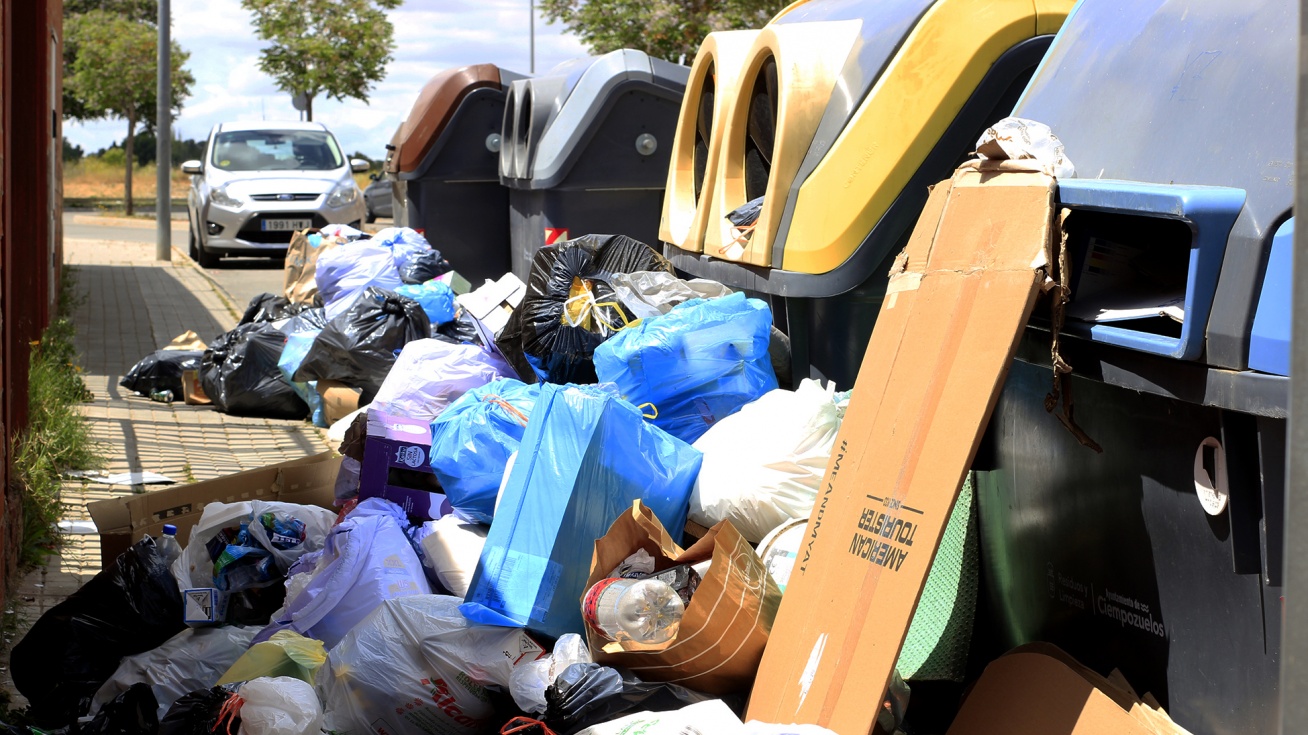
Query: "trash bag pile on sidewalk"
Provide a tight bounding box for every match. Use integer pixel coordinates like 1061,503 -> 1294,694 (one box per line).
74,229 -> 952,735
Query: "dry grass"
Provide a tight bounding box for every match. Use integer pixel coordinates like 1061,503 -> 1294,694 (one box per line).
63,156 -> 191,200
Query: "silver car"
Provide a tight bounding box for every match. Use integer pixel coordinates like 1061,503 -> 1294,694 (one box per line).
181,121 -> 369,267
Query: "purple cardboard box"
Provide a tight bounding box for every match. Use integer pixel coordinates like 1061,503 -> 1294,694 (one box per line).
360,410 -> 452,520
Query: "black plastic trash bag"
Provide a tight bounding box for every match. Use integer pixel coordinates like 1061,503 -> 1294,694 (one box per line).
543,663 -> 717,735
238,293 -> 310,325
276,306 -> 328,337
159,686 -> 239,735
432,309 -> 483,347
497,234 -> 672,385
120,350 -> 203,398
0,684 -> 158,735
11,538 -> 185,728
293,287 -> 431,394
201,323 -> 308,419
398,249 -> 452,284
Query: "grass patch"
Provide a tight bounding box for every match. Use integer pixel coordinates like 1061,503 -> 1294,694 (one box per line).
63,156 -> 191,202
11,268 -> 102,569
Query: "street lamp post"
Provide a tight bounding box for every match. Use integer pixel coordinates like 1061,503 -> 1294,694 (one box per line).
530,0 -> 535,74
155,0 -> 171,261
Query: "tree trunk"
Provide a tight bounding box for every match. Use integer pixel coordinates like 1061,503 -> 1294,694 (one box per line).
124,110 -> 135,216
306,94 -> 314,123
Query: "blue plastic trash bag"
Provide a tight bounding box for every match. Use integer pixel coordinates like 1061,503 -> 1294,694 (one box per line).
369,227 -> 432,272
429,379 -> 542,524
593,292 -> 778,444
460,383 -> 701,638
315,243 -> 404,320
395,280 -> 457,325
256,512 -> 432,650
277,331 -> 327,428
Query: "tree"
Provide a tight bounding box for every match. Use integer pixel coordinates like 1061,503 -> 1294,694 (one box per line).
66,10 -> 194,215
539,0 -> 784,62
241,0 -> 402,122
63,0 -> 159,122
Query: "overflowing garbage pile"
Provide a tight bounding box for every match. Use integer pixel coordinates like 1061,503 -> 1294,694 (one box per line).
90,224 -> 865,734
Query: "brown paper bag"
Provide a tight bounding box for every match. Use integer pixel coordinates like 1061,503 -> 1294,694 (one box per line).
163,330 -> 207,351
583,501 -> 781,694
283,230 -> 343,305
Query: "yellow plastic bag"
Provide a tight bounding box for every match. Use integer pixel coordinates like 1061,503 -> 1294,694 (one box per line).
216,630 -> 326,685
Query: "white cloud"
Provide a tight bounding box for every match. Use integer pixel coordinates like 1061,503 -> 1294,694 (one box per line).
65,0 -> 588,157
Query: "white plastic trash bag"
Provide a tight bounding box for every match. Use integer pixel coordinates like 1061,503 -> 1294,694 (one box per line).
420,515 -> 489,597
173,500 -> 337,592
688,379 -> 849,543
238,676 -> 324,735
608,271 -> 734,320
975,117 -> 1075,178
368,339 -> 513,421
319,595 -> 546,735
509,633 -> 592,714
315,243 -> 404,320
573,699 -> 745,735
91,625 -> 259,719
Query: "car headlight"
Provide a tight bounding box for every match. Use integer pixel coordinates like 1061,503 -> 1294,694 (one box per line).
210,185 -> 243,209
326,183 -> 360,208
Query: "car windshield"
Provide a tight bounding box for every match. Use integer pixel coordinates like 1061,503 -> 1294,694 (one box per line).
210,130 -> 344,172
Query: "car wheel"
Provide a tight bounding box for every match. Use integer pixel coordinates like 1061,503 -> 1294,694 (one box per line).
194,229 -> 221,269
188,222 -> 199,260
365,206 -> 377,224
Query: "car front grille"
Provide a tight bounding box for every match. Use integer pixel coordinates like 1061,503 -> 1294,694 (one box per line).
248,193 -> 320,201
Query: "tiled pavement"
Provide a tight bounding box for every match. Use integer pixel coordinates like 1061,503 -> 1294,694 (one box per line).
0,238 -> 329,706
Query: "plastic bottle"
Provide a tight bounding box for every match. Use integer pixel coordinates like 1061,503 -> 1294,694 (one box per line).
149,389 -> 174,404
583,577 -> 685,645
158,523 -> 182,568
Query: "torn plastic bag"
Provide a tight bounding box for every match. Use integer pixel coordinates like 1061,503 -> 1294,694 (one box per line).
689,379 -> 848,542
257,511 -> 431,649
292,287 -> 431,395
543,663 -> 717,735
496,234 -> 672,385
607,272 -> 733,320
368,338 -> 512,421
429,378 -> 541,523
315,242 -> 404,320
396,279 -> 458,325
277,331 -> 326,428
320,595 -> 545,735
159,686 -> 239,735
120,350 -> 203,398
239,293 -> 310,326
237,677 -> 323,735
173,501 -> 336,626
399,249 -> 453,284
421,516 -> 488,597
217,630 -> 326,686
593,293 -> 777,444
511,634 -> 592,714
275,306 -> 327,336
11,537 -> 185,727
461,383 -> 700,638
91,625 -> 259,721
201,323 -> 308,420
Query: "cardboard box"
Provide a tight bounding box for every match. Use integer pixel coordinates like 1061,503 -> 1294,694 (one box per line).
317,380 -> 362,425
456,273 -> 526,350
180,368 -> 211,405
182,587 -> 229,626
88,452 -> 342,568
436,269 -> 472,296
947,645 -> 1189,734
746,162 -> 1055,733
359,410 -> 449,520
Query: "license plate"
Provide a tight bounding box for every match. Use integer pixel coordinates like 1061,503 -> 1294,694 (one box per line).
261,218 -> 311,231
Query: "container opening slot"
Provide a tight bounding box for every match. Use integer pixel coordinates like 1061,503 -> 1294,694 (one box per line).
1063,209 -> 1193,329
744,57 -> 777,202
693,62 -> 715,201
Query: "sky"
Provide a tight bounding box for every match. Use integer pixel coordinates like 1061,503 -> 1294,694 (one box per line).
64,0 -> 589,158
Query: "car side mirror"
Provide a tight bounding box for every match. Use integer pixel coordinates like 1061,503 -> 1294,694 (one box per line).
180,160 -> 203,175
350,158 -> 371,173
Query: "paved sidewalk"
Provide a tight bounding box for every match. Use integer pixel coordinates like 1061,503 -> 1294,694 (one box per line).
0,238 -> 329,706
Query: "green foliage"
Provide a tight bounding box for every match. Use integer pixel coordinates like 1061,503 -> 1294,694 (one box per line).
240,0 -> 403,121
99,147 -> 126,166
62,0 -> 160,122
62,139 -> 85,164
539,0 -> 785,62
13,269 -> 101,570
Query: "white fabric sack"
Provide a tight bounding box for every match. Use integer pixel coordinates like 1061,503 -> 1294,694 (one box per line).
368,339 -> 512,421
420,515 -> 489,597
172,500 -> 336,591
509,633 -> 592,714
320,595 -> 545,735
975,117 -> 1075,178
91,625 -> 259,719
688,379 -> 848,543
238,676 -> 324,735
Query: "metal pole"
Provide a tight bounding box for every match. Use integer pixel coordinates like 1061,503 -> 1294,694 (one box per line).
1279,0 -> 1308,729
530,0 -> 535,74
155,0 -> 172,261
